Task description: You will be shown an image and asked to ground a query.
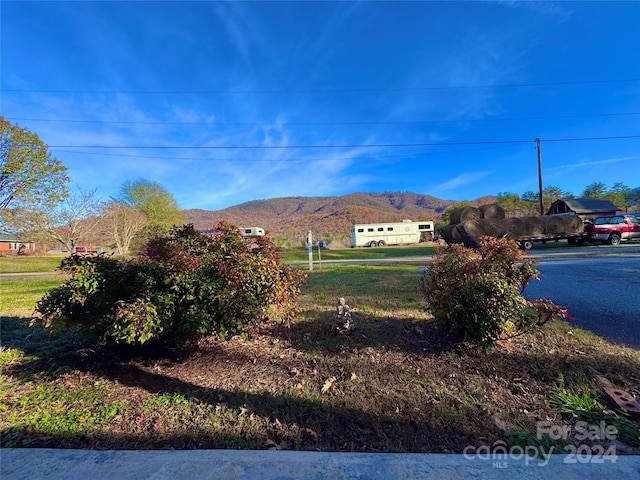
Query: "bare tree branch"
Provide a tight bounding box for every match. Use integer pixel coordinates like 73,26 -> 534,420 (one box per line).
11,188 -> 104,251
100,202 -> 148,255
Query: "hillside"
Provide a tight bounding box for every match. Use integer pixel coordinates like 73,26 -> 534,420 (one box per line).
184,192 -> 494,248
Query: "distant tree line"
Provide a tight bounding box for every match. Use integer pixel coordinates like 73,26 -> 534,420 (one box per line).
1,117 -> 184,255
494,183 -> 639,219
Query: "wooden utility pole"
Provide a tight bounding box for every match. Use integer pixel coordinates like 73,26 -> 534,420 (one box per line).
536,138 -> 544,216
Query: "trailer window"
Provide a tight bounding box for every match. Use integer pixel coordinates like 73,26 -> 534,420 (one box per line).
368,228 -> 374,232
357,228 -> 364,233
418,224 -> 431,230
387,227 -> 394,231
378,227 -> 384,232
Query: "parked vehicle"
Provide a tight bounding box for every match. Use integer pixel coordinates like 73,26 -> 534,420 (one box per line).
241,227 -> 265,237
585,214 -> 640,245
75,246 -> 98,254
350,220 -> 434,247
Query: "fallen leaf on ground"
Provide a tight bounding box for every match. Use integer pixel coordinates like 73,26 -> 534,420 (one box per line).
239,405 -> 253,416
321,376 -> 336,394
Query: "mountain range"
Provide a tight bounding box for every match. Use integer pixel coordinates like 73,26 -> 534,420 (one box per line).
184,192 -> 495,247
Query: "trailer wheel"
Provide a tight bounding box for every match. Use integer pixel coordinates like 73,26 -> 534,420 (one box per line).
521,240 -> 533,250
378,240 -> 386,247
369,241 -> 378,247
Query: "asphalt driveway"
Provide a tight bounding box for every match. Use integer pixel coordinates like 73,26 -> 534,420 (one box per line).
523,254 -> 640,348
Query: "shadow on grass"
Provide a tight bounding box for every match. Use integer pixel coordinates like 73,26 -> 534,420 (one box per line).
1,347 -> 485,452
2,314 -> 639,452
266,309 -> 459,356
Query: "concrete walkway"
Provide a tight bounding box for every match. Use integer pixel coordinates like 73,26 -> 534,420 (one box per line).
2,449 -> 640,480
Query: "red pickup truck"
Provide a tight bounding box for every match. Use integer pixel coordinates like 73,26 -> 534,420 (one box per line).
75,246 -> 98,254
585,214 -> 640,245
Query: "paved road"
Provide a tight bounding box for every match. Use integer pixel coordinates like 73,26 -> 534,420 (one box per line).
527,244 -> 640,258
287,244 -> 640,266
523,254 -> 640,348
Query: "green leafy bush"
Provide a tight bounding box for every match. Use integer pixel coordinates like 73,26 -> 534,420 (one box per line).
420,236 -> 567,351
34,223 -> 306,348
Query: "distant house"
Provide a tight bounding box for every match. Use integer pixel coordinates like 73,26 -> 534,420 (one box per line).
0,234 -> 37,255
546,197 -> 619,221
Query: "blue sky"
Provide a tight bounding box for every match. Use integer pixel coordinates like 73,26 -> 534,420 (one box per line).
2,1 -> 639,210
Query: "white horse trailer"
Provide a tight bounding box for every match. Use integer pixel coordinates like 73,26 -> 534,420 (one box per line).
350,220 -> 434,247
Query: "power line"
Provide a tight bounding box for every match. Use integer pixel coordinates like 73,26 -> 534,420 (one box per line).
53,143 -> 516,162
8,112 -> 640,127
3,78 -> 639,95
49,135 -> 640,150
544,135 -> 640,143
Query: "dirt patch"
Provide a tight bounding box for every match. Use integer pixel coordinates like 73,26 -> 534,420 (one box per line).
3,309 -> 639,453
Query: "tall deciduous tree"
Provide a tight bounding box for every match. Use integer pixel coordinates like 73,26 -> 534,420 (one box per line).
629,187 -> 640,207
100,202 -> 148,255
117,180 -> 184,237
496,192 -> 524,217
11,188 -> 104,252
606,182 -> 633,210
582,181 -> 608,198
583,182 -> 633,210
519,191 -> 540,216
439,201 -> 471,226
0,117 -> 69,219
520,186 -> 572,215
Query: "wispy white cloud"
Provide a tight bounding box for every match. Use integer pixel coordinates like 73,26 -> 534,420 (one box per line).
549,156 -> 637,171
494,1 -> 574,19
430,171 -> 494,196
214,2 -> 256,75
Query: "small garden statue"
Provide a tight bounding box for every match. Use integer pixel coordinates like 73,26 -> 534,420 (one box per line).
334,297 -> 354,334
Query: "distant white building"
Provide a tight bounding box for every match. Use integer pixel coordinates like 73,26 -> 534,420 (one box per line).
198,226 -> 265,237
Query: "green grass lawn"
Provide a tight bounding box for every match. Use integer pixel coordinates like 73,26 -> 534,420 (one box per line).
278,244 -> 437,263
0,256 -> 65,274
0,276 -> 66,310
